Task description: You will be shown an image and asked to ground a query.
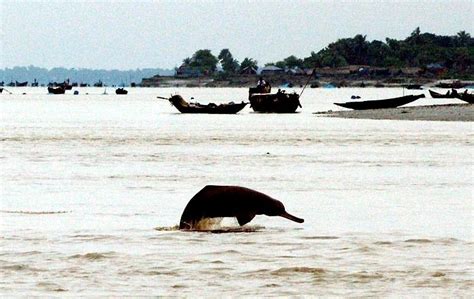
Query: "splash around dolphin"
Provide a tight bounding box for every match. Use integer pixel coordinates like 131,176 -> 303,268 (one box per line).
179,185 -> 304,230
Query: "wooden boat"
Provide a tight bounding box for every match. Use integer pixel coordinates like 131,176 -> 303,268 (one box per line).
115,88 -> 128,95
334,94 -> 425,110
0,88 -> 3,93
405,84 -> 423,90
48,86 -> 66,94
435,81 -> 466,89
248,85 -> 301,113
62,83 -> 73,90
15,81 -> 28,87
166,95 -> 248,114
455,91 -> 474,104
429,89 -> 458,98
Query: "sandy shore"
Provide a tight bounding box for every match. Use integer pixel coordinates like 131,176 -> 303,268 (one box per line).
316,103 -> 474,122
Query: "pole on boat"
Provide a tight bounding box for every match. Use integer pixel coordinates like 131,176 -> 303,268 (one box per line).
3,88 -> 13,94
299,68 -> 316,99
156,96 -> 169,100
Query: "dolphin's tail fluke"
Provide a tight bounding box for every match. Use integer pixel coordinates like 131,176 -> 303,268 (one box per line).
280,211 -> 304,223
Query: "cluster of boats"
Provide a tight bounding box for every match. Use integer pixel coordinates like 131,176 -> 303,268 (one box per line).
429,89 -> 473,103
0,81 -> 28,87
162,84 -> 302,114
3,81 -> 472,111
47,86 -> 128,95
161,84 -> 472,114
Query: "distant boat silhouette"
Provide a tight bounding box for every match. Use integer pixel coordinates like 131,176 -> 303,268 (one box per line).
115,88 -> 128,95
48,86 -> 66,94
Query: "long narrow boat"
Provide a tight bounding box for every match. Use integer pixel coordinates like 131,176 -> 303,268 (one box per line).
404,84 -> 423,90
455,92 -> 474,104
429,89 -> 457,98
166,95 -> 248,114
15,81 -> 28,87
334,94 -> 425,110
48,86 -> 66,94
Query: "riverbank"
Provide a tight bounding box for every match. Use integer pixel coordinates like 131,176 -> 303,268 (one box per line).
316,103 -> 474,122
141,74 -> 473,89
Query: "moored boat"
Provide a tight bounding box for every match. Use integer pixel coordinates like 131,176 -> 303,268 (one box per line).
455,91 -> 474,104
15,81 -> 28,87
115,88 -> 128,95
48,86 -> 66,94
59,81 -> 73,90
429,89 -> 458,98
165,95 -> 248,114
404,84 -> 423,90
334,94 -> 425,110
248,85 -> 301,113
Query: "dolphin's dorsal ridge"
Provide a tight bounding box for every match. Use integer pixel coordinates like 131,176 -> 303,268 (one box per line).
237,213 -> 255,226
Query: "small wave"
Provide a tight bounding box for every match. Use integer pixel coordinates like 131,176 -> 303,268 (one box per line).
172,284 -> 187,289
301,236 -> 339,240
404,239 -> 433,243
37,282 -> 67,292
1,264 -> 45,272
205,226 -> 264,233
343,271 -> 384,282
179,217 -> 264,233
69,234 -> 121,241
17,250 -> 42,256
69,252 -> 114,260
0,210 -> 71,215
437,238 -> 461,244
356,245 -> 375,253
431,271 -> 447,277
146,270 -> 180,277
272,267 -> 326,276
373,241 -> 393,245
154,225 -> 179,231
262,283 -> 281,288
212,249 -> 241,255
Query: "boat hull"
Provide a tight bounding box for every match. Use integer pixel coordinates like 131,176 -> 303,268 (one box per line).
168,95 -> 247,114
116,88 -> 128,95
455,93 -> 474,104
429,90 -> 457,98
174,103 -> 248,114
249,92 -> 301,113
334,94 -> 425,110
48,87 -> 65,94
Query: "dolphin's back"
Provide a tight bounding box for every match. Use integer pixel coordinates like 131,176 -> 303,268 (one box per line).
179,185 -> 275,228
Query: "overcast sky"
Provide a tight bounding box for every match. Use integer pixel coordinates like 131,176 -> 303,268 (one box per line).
1,0 -> 472,70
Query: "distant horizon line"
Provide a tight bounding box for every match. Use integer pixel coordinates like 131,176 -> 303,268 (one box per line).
0,65 -> 176,72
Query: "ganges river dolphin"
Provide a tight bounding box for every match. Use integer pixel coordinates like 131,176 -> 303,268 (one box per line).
179,185 -> 304,230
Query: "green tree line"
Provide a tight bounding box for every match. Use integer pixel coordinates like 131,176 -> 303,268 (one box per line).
180,28 -> 473,76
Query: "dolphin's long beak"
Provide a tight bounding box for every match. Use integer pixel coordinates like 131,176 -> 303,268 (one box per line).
280,211 -> 304,223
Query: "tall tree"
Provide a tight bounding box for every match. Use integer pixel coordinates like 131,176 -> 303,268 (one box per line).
456,30 -> 471,47
240,57 -> 258,70
189,49 -> 218,74
218,49 -> 239,74
182,57 -> 191,65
